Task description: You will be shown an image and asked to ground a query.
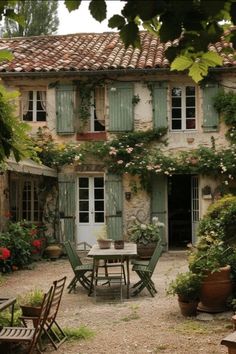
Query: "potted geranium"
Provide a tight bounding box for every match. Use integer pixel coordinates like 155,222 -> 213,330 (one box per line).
167,271 -> 202,316
129,216 -> 164,258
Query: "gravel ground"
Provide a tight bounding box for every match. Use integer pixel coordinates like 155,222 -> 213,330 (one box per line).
0,251 -> 233,354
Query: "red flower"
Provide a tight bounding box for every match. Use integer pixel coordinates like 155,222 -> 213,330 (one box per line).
0,247 -> 11,260
32,239 -> 42,249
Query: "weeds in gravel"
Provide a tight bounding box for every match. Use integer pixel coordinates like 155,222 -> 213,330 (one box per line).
120,304 -> 140,322
55,325 -> 95,341
173,319 -> 231,335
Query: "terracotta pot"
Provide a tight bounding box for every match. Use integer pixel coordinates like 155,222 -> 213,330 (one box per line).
20,305 -> 41,317
97,239 -> 112,249
178,298 -> 199,317
137,242 -> 157,259
114,240 -> 124,249
44,244 -> 62,260
198,265 -> 233,313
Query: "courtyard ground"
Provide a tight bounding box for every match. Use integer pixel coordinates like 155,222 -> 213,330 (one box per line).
0,251 -> 233,354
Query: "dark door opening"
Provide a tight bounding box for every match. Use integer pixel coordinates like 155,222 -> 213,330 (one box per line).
168,175 -> 192,249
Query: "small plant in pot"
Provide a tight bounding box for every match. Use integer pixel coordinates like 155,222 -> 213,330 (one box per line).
167,271 -> 202,316
129,216 -> 164,258
19,288 -> 44,317
96,226 -> 112,249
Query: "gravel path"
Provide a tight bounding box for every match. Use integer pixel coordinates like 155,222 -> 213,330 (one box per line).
0,251 -> 233,354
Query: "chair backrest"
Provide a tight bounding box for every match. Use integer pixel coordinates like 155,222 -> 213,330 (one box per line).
64,241 -> 82,271
28,286 -> 53,354
147,239 -> 163,274
48,276 -> 67,323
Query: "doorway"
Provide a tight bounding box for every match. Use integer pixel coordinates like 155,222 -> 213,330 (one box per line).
168,175 -> 192,249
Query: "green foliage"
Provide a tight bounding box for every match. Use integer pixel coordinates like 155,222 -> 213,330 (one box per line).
214,90 -> 236,143
188,195 -> 236,274
58,325 -> 95,341
65,0 -> 236,81
20,288 -> 44,307
3,0 -> 59,37
129,217 -> 164,245
167,271 -> 202,301
0,221 -> 45,272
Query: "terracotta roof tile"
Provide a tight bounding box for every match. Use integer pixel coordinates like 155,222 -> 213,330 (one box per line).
0,31 -> 234,74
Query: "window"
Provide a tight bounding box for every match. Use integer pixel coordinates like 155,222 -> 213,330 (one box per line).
22,90 -> 47,122
171,86 -> 196,130
10,175 -> 43,223
90,87 -> 105,132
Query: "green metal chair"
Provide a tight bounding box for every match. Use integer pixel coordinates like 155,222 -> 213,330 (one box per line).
132,240 -> 163,297
64,241 -> 93,293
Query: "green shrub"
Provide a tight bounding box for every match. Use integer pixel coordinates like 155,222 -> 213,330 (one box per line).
167,271 -> 202,301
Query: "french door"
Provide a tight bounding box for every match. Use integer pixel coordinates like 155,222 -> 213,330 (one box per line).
76,176 -> 105,248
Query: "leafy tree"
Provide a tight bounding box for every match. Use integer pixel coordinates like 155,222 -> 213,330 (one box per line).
64,0 -> 236,82
3,0 -> 59,37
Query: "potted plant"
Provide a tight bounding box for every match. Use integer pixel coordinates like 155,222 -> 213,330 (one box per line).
167,271 -> 202,316
19,288 -> 44,317
44,236 -> 62,260
129,216 -> 164,258
96,226 -> 112,249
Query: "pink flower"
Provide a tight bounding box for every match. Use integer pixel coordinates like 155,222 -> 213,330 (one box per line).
117,160 -> 124,164
126,147 -> 133,154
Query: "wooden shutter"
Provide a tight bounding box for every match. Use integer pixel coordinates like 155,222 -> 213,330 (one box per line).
202,83 -> 219,132
151,174 -> 167,249
105,174 -> 123,240
152,81 -> 168,128
58,174 -> 75,242
56,84 -> 75,134
108,83 -> 134,132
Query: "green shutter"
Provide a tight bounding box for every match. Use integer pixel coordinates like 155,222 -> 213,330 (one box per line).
108,83 -> 133,132
202,83 -> 219,132
151,174 -> 167,248
58,174 -> 75,242
152,81 -> 168,128
56,84 -> 75,134
105,174 -> 123,240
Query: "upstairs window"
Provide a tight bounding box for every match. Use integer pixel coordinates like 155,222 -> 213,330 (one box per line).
171,86 -> 196,130
90,87 -> 105,132
22,90 -> 47,122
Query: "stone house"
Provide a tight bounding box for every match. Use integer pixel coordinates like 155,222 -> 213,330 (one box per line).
0,31 -> 235,250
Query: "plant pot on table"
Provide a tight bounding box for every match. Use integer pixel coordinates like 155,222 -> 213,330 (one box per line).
97,239 -> 112,249
137,242 -> 157,259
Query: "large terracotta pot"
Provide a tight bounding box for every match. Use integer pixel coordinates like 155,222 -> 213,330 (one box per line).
44,244 -> 62,260
137,242 -> 157,259
198,265 -> 233,313
178,297 -> 199,317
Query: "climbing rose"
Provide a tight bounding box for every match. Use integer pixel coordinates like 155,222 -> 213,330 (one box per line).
32,239 -> 42,249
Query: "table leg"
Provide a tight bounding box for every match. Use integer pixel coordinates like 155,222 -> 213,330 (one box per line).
88,258 -> 96,296
126,259 -> 130,299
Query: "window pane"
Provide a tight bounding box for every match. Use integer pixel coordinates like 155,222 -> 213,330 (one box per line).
172,120 -> 182,130
95,212 -> 104,223
95,201 -> 104,211
36,111 -> 46,121
186,108 -> 195,118
94,177 -> 104,187
186,119 -> 196,129
186,97 -> 195,106
79,178 -> 88,188
172,88 -> 182,97
79,213 -> 89,223
172,97 -> 181,107
186,86 -> 195,95
79,201 -> 89,211
23,112 -> 33,121
172,109 -> 181,118
95,189 -> 104,199
79,189 -> 88,199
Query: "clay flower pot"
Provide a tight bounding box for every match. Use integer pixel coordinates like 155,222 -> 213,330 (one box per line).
114,240 -> 124,249
97,239 -> 112,249
178,297 -> 199,317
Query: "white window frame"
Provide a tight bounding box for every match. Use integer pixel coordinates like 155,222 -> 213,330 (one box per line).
22,90 -> 47,122
171,85 -> 196,131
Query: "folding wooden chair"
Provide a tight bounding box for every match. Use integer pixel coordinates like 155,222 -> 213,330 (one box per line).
132,240 -> 163,297
0,286 -> 52,354
21,277 -> 67,350
64,241 -> 93,293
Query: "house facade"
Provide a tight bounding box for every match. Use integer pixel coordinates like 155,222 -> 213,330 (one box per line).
0,32 -> 235,250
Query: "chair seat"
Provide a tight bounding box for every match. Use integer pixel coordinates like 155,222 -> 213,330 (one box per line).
0,327 -> 35,341
132,264 -> 152,272
131,259 -> 149,266
74,264 -> 93,272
